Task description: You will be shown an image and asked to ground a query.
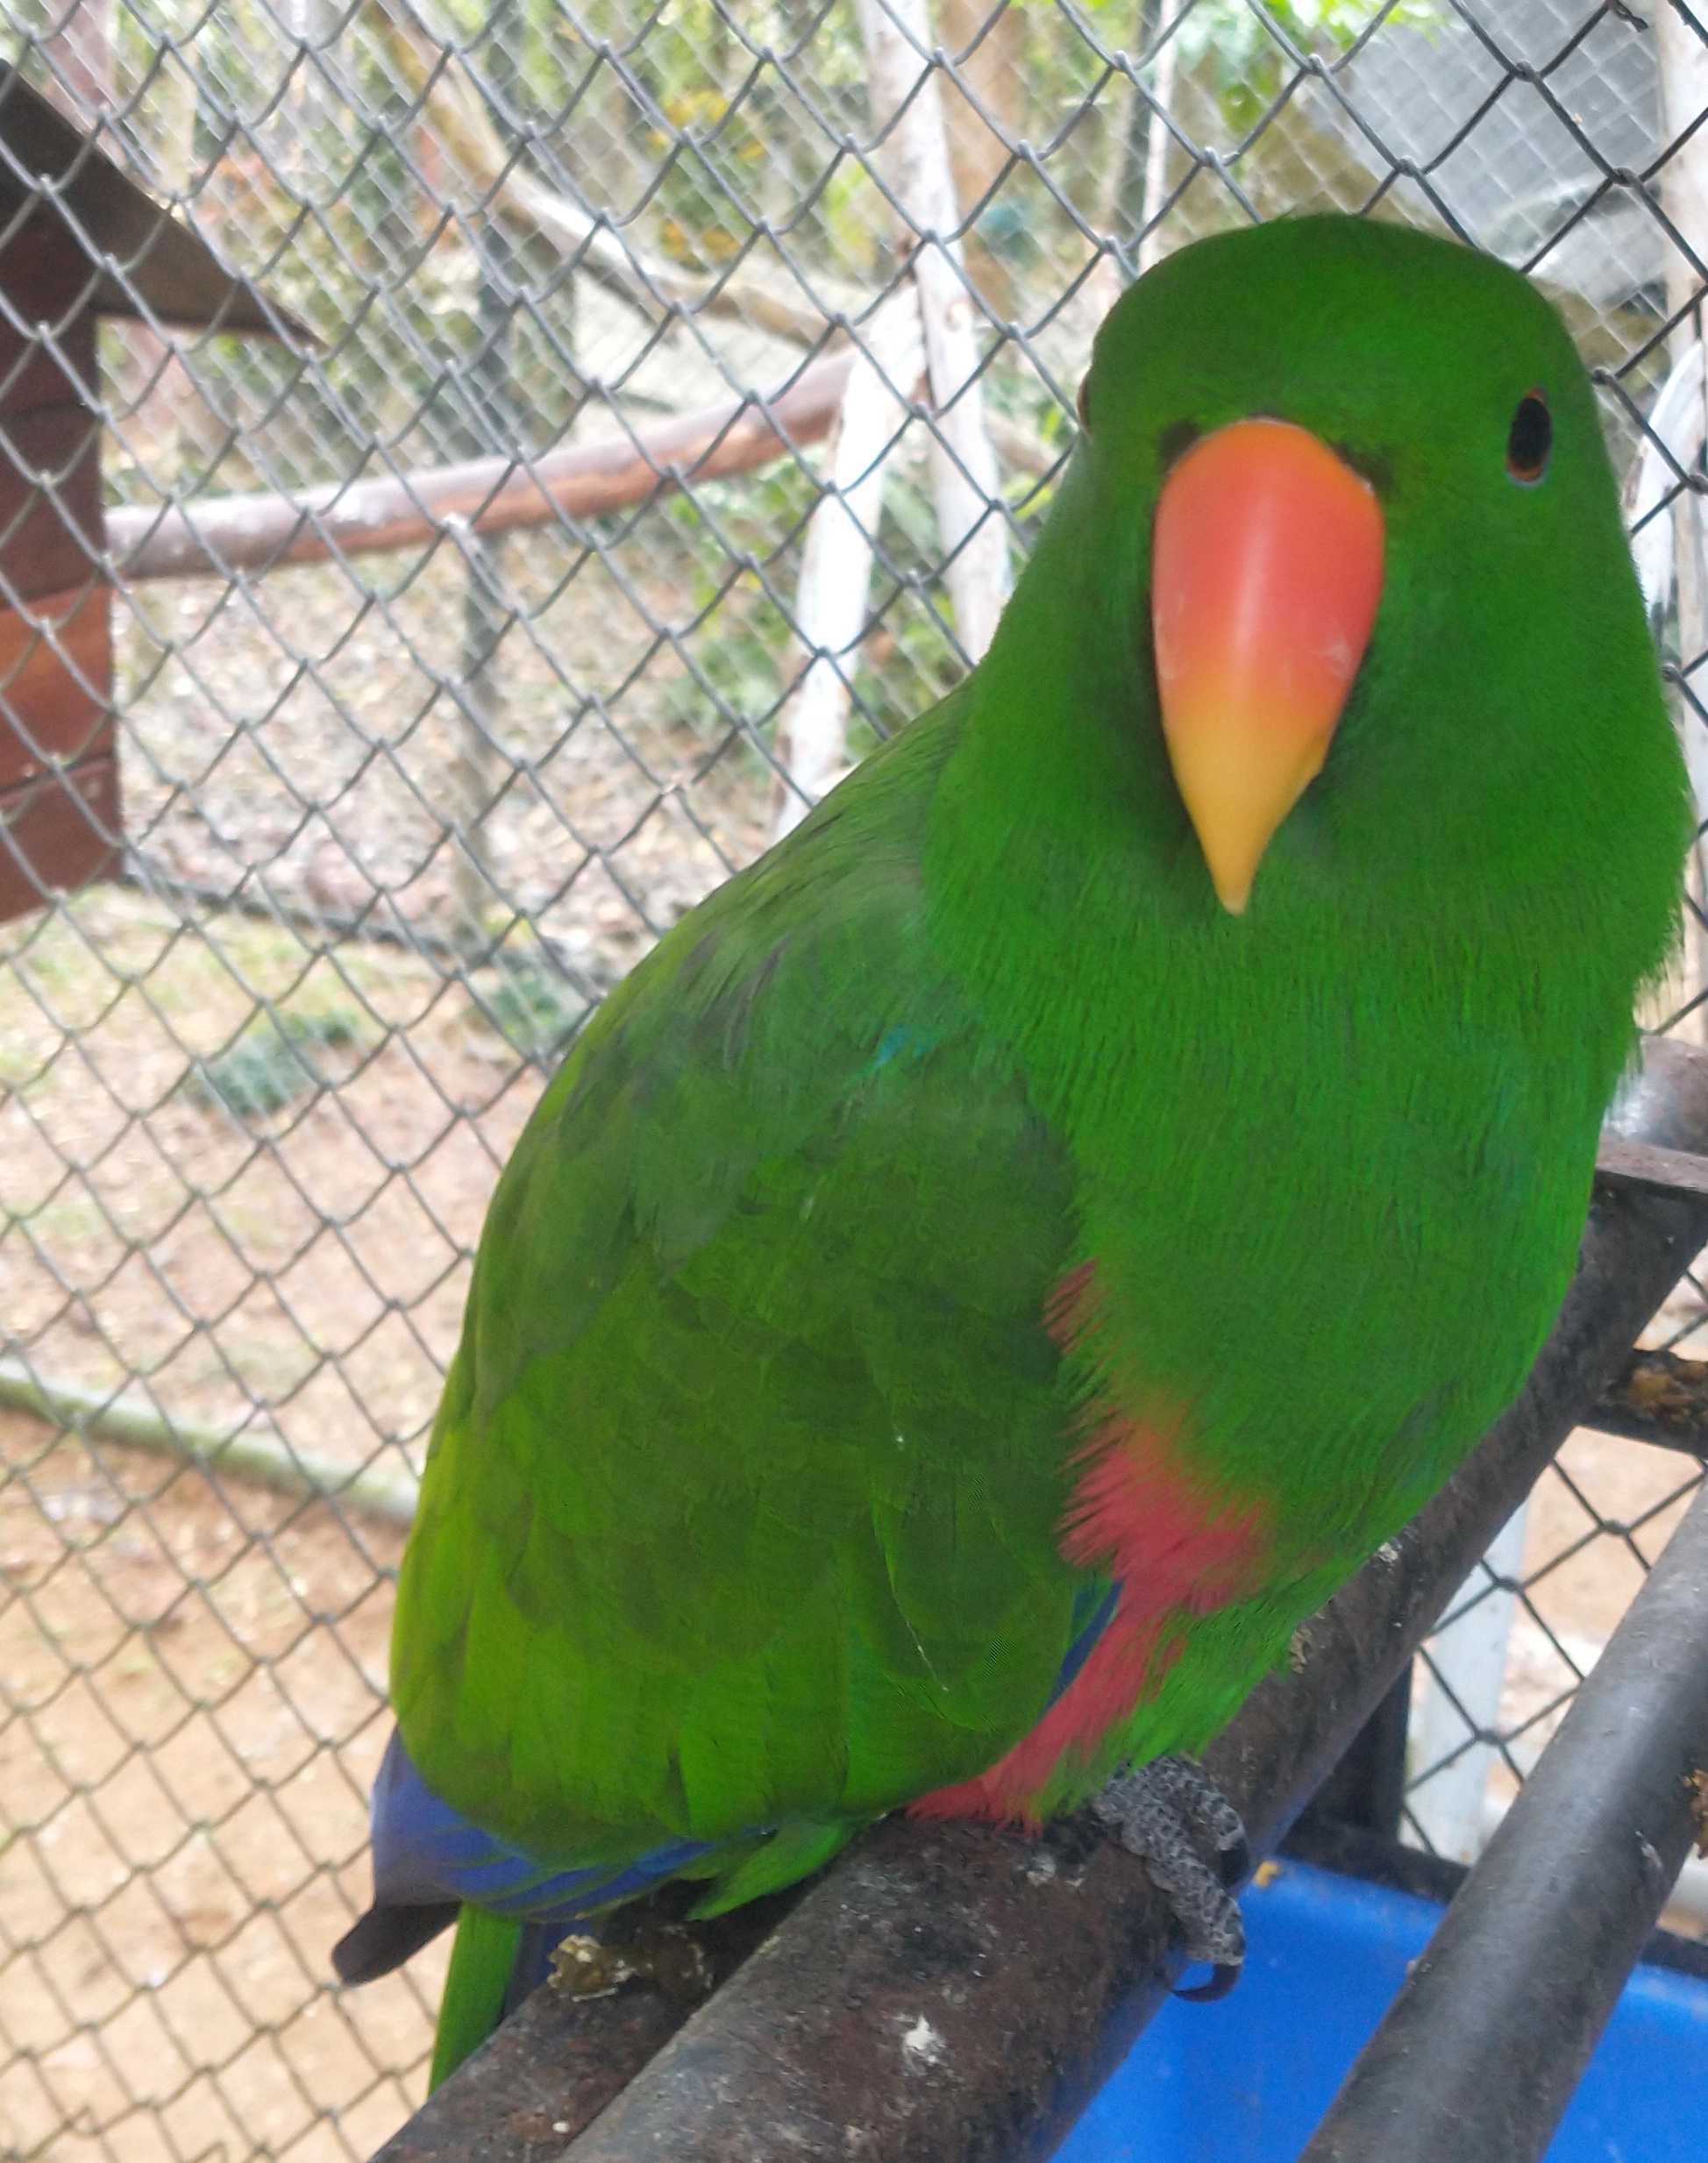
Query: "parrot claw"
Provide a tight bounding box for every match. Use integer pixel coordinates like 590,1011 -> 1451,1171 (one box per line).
1091,1754 -> 1249,1994
1175,1960 -> 1242,2004
1217,1826 -> 1253,1890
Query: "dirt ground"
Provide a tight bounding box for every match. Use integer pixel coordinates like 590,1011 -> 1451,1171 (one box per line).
0,881 -> 550,1478
0,495 -> 847,1495
0,355 -> 818,2158
114,524 -> 780,966
0,491 -> 858,2159
1506,1426 -> 1704,1775
0,1405 -> 440,2163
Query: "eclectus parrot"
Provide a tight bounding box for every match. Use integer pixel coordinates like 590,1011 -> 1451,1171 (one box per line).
336,217 -> 1690,2084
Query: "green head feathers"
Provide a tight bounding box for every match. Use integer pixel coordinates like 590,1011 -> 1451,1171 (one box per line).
957,216 -> 1683,934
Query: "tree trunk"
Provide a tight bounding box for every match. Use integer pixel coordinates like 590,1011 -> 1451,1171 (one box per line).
936,0 -> 1022,317
39,0 -> 113,120
856,0 -> 1010,665
772,295 -> 925,842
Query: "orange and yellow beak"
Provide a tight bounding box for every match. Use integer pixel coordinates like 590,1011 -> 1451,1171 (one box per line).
1150,417 -> 1385,914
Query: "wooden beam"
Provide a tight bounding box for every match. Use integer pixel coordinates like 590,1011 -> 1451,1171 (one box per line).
0,219 -> 99,409
0,399 -> 102,600
0,579 -> 116,924
0,745 -> 117,920
103,351 -> 859,583
0,580 -> 111,792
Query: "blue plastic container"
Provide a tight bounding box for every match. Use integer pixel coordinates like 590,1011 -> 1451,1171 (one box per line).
1056,1858 -> 1708,2162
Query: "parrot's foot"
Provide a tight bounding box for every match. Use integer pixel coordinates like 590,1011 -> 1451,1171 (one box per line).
549,1918 -> 714,2004
1091,1754 -> 1248,2002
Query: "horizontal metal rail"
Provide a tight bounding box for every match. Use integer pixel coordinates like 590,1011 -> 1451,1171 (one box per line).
1593,1129 -> 1708,1203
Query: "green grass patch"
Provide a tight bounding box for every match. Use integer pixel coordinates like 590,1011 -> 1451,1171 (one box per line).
477,963 -> 587,1064
188,1007 -> 367,1121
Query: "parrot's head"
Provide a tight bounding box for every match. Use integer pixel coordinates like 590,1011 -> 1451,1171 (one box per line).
1047,214 -> 1666,920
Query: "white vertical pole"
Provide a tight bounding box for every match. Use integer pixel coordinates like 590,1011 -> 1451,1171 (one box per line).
1136,6 -> 1181,275
1405,1504 -> 1529,1862
1655,11 -> 1708,1041
855,0 -> 1010,663
772,295 -> 926,842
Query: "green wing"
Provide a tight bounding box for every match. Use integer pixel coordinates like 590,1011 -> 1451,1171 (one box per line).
392,713 -> 1083,1881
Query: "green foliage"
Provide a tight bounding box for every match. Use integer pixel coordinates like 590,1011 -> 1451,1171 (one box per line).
651,444 -> 973,763
623,2 -> 888,281
649,87 -> 767,270
657,459 -> 818,744
1171,1 -> 1440,134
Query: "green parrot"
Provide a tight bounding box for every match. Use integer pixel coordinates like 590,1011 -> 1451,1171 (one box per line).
334,216 -> 1690,2086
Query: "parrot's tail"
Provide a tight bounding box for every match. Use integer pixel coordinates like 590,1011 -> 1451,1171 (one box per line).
430,1903 -> 523,2091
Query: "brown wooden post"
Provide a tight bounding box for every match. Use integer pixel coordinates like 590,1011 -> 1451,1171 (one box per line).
0,61 -> 298,927
0,213 -> 116,923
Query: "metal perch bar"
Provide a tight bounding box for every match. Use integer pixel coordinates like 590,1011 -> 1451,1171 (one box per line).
371,1041 -> 1708,2163
1299,1462 -> 1708,2162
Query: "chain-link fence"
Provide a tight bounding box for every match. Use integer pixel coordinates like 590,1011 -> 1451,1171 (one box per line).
3,2 -> 1708,2157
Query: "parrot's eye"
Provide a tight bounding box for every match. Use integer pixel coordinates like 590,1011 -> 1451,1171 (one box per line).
1157,419 -> 1200,473
1506,391 -> 1551,485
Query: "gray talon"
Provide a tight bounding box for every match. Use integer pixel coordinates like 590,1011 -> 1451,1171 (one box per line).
1176,1960 -> 1242,2004
1091,1754 -> 1249,1984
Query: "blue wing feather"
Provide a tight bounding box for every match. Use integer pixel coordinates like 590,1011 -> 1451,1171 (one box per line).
367,1585 -> 1118,1928
370,1729 -> 719,1923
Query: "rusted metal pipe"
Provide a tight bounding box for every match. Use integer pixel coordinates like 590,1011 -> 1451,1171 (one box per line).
1591,1344 -> 1708,1456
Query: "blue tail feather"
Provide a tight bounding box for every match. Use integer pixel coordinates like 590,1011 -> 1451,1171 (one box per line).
367,1586 -> 1118,1938
371,1729 -> 722,1926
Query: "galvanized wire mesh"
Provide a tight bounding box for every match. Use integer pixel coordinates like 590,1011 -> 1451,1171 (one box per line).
2,2 -> 1707,2156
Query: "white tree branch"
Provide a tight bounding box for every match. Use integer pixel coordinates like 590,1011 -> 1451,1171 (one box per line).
856,0 -> 1010,662
773,293 -> 928,842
